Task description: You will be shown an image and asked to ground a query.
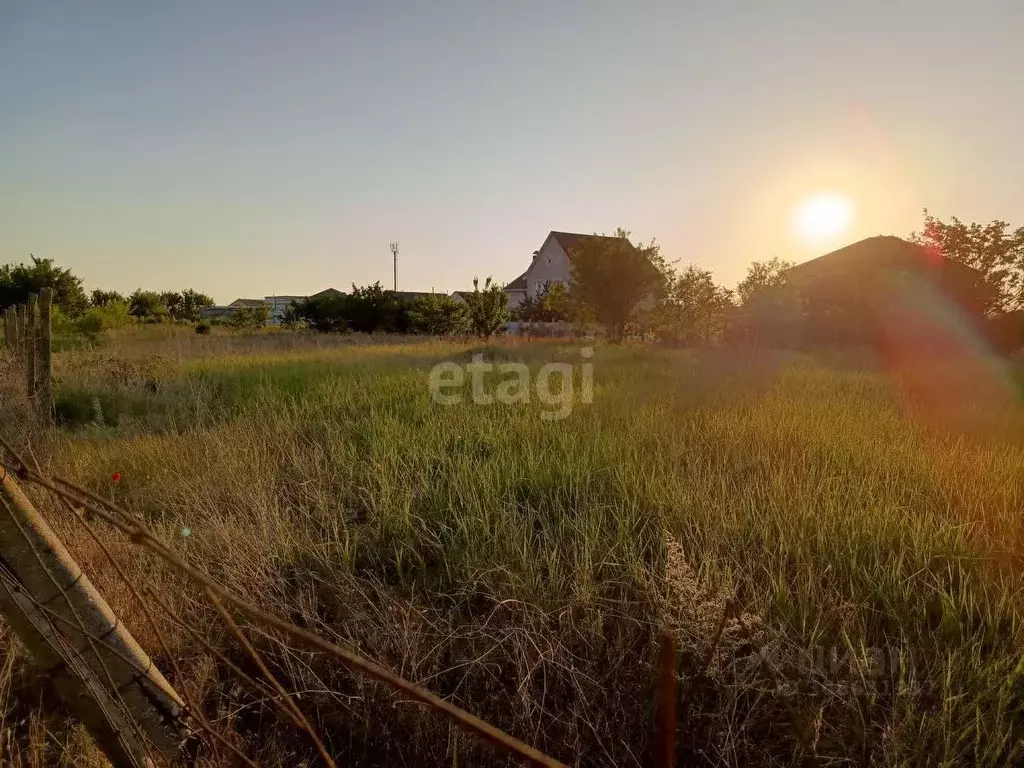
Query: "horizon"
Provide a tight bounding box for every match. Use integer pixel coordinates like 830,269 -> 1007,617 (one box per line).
3,2 -> 1022,304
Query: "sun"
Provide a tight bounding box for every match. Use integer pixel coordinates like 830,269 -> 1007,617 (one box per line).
793,192 -> 854,244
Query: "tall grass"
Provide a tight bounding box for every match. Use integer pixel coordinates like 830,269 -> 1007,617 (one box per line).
2,337 -> 1023,765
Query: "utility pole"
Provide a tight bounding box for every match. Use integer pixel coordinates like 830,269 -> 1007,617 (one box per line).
390,241 -> 399,291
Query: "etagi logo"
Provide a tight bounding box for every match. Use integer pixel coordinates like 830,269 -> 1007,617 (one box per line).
428,349 -> 594,421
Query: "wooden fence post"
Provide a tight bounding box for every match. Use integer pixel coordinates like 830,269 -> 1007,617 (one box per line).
4,308 -> 12,352
25,294 -> 36,406
13,306 -> 24,358
0,469 -> 189,766
37,288 -> 53,421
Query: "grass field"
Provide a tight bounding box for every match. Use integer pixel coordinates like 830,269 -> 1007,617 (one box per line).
2,327 -> 1024,766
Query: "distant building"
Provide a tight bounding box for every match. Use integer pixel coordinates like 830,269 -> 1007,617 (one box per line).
393,291 -> 435,303
202,296 -> 304,324
502,230 -> 633,309
503,274 -> 527,310
264,295 -> 306,324
732,236 -> 992,348
309,288 -> 344,300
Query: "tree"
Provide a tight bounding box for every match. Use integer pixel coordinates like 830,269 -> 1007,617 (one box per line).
653,266 -> 734,346
408,294 -> 470,335
910,209 -> 1024,313
290,292 -> 349,333
128,290 -> 169,322
160,288 -> 213,322
345,282 -> 403,333
736,257 -> 794,307
160,291 -> 184,320
463,277 -> 508,338
0,255 -> 88,316
514,282 -> 574,323
90,289 -> 126,307
569,228 -> 666,342
228,304 -> 269,330
731,258 -> 802,346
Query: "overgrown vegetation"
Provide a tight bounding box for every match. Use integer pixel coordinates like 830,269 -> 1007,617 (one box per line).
1,329 -> 1023,766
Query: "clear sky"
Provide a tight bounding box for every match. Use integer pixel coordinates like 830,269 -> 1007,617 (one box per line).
2,1 -> 1022,304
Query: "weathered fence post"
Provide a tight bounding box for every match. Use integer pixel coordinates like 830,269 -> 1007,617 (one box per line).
37,288 -> 53,421
13,305 -> 24,358
0,469 -> 189,766
25,294 -> 36,406
4,307 -> 13,352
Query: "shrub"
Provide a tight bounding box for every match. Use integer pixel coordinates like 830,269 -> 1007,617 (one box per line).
195,320 -> 212,335
408,294 -> 470,335
228,305 -> 269,330
76,301 -> 132,337
463,277 -> 508,338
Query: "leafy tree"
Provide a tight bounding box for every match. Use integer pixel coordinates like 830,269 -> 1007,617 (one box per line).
514,282 -> 573,323
90,288 -> 126,307
229,304 -> 269,330
408,294 -> 470,335
731,258 -> 803,346
653,266 -> 734,345
290,292 -> 349,333
736,257 -> 795,307
463,277 -> 508,338
180,289 -> 214,321
160,288 -> 213,322
160,291 -> 184,320
910,209 -> 1024,313
128,290 -> 169,322
346,282 -> 403,333
0,255 -> 88,316
569,229 -> 666,342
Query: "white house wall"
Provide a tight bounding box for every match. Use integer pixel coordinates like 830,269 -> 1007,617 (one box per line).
504,289 -> 527,310
525,238 -> 572,298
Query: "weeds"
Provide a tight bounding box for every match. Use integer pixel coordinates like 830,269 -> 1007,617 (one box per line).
1,337 -> 1023,765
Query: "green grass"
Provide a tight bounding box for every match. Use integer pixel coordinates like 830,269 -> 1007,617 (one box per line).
4,337 -> 1024,765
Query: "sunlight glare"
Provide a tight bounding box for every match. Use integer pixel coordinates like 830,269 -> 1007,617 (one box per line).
793,192 -> 854,244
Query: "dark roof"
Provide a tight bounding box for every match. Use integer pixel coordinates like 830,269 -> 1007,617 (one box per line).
504,272 -> 528,291
229,298 -> 265,308
785,235 -> 995,316
394,291 -> 434,302
787,236 -> 977,282
548,231 -> 633,260
309,288 -> 344,300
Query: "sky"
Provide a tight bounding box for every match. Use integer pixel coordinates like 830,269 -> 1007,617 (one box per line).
2,1 -> 1022,304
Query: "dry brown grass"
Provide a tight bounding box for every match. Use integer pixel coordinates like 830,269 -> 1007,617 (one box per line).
0,335 -> 1023,765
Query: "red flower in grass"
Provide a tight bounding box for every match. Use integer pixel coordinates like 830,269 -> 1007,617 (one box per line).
111,472 -> 122,483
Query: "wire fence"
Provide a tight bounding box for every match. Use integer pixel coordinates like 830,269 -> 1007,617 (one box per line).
0,434 -> 573,767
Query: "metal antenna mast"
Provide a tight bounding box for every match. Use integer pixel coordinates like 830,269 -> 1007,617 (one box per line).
389,241 -> 399,291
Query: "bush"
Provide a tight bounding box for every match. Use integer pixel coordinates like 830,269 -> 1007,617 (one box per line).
195,320 -> 212,335
76,301 -> 132,337
228,305 -> 269,330
408,294 -> 470,335
463,277 -> 509,338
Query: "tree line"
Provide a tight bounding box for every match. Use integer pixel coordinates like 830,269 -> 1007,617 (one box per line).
513,213 -> 1024,348
4,208 -> 1022,347
286,278 -> 508,337
0,256 -> 215,336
